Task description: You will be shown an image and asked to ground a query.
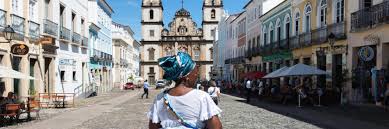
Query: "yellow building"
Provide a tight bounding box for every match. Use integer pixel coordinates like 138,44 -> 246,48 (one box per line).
291,0 -> 348,91
347,0 -> 389,104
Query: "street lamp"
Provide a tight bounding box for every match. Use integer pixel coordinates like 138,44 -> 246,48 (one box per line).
1,25 -> 15,43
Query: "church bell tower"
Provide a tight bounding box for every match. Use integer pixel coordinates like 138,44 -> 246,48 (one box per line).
202,0 -> 223,40
141,0 -> 164,41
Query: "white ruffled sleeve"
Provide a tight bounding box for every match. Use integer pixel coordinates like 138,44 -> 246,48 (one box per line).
147,94 -> 162,123
199,94 -> 222,121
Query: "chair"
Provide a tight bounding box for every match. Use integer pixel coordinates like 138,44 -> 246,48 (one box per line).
28,100 -> 40,120
0,104 -> 21,124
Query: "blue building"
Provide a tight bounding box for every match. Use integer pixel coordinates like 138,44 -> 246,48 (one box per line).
88,0 -> 114,93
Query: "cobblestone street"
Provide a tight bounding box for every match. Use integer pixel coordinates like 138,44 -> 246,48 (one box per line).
7,88 -> 324,129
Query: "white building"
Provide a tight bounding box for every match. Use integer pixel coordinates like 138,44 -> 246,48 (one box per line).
56,0 -> 90,95
112,22 -> 138,88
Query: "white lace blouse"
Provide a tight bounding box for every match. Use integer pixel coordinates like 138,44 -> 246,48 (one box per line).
147,89 -> 222,129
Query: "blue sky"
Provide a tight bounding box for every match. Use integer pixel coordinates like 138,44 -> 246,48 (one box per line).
106,0 -> 250,41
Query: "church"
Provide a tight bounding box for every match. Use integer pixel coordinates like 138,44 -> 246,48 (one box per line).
140,0 -> 223,84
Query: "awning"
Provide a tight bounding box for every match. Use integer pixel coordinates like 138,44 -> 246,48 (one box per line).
263,66 -> 289,78
0,65 -> 35,80
276,63 -> 328,77
241,71 -> 266,80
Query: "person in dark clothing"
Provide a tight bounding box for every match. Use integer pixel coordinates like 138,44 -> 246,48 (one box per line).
245,79 -> 252,103
141,80 -> 149,99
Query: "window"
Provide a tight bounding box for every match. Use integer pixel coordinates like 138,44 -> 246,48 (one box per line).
148,48 -> 155,60
194,49 -> 200,60
60,71 -> 65,82
211,29 -> 215,38
211,9 -> 216,19
304,4 -> 312,32
257,35 -> 260,47
361,0 -> 372,8
319,0 -> 327,26
149,9 -> 154,19
45,0 -> 50,18
72,13 -> 76,32
276,19 -> 281,41
335,0 -> 345,23
29,0 -> 37,21
210,48 -> 213,60
81,19 -> 85,35
12,0 -> 19,14
285,16 -> 291,38
150,30 -> 155,37
72,71 -> 76,81
60,5 -> 65,27
149,67 -> 155,73
295,12 -> 300,35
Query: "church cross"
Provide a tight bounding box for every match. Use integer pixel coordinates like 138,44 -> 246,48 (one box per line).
181,0 -> 184,8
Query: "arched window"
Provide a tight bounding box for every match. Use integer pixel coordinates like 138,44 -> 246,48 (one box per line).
149,9 -> 154,20
211,9 -> 216,19
276,18 -> 281,41
334,0 -> 345,23
193,47 -> 200,60
304,4 -> 312,32
284,14 -> 291,39
269,23 -> 274,44
263,26 -> 267,46
295,11 -> 300,35
318,0 -> 327,27
148,48 -> 155,60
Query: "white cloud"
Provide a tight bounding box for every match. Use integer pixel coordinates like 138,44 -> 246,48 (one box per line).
263,0 -> 285,13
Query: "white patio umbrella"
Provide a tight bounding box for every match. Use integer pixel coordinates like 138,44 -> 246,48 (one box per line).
263,66 -> 289,79
276,63 -> 327,77
0,65 -> 35,80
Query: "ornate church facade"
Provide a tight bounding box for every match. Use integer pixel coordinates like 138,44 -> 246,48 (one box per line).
140,0 -> 223,84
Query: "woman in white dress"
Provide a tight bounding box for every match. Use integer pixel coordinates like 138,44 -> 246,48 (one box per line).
148,52 -> 222,129
207,80 -> 221,105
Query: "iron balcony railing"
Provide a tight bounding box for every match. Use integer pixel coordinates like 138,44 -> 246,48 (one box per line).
351,1 -> 389,32
60,26 -> 71,41
11,14 -> 25,40
312,26 -> 327,44
82,36 -> 88,47
289,36 -> 300,49
0,9 -> 5,30
72,32 -> 81,44
29,21 -> 40,40
43,19 -> 58,37
328,22 -> 347,40
279,38 -> 289,50
300,32 -> 311,47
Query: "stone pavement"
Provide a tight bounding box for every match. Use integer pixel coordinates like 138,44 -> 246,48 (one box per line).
7,88 -> 386,129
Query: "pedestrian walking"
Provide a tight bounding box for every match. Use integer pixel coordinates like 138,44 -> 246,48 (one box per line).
141,80 -> 149,99
208,80 -> 221,105
148,52 -> 222,129
246,79 -> 252,103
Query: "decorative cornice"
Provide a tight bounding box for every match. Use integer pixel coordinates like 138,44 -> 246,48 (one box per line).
141,21 -> 164,26
202,21 -> 219,25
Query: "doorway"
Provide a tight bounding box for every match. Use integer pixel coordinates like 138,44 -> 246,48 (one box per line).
44,58 -> 52,93
12,57 -> 22,96
317,53 -> 326,88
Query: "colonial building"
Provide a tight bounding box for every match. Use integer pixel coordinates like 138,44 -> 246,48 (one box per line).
347,0 -> 389,103
140,0 -> 223,84
88,0 -> 114,93
56,0 -> 90,95
112,22 -> 137,88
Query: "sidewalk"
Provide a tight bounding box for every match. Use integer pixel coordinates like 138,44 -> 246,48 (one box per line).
3,88 -> 139,129
227,94 -> 389,129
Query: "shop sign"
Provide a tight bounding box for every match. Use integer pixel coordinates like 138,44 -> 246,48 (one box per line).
358,46 -> 375,62
11,44 -> 29,55
59,59 -> 76,66
263,51 -> 293,62
40,37 -> 54,44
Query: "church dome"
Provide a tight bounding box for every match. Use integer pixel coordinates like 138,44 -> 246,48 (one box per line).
175,8 -> 190,16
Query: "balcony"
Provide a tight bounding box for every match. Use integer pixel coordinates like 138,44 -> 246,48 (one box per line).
328,22 -> 347,40
0,9 -> 5,30
351,1 -> 389,32
43,19 -> 58,37
279,38 -> 290,51
289,36 -> 300,49
60,26 -> 71,41
11,14 -> 25,41
29,21 -> 40,41
81,36 -> 88,47
299,32 -> 312,47
312,26 -> 327,44
72,32 -> 81,44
